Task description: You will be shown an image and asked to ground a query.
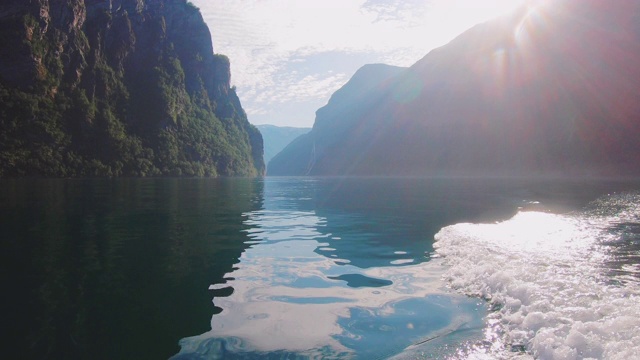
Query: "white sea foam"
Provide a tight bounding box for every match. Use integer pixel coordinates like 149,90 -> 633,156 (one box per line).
434,193 -> 640,360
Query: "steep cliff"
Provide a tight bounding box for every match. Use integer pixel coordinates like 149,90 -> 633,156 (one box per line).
0,0 -> 264,177
270,0 -> 640,177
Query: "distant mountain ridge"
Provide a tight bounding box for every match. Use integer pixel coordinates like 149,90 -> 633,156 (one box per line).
0,0 -> 264,177
269,0 -> 640,177
256,124 -> 310,167
268,63 -> 406,175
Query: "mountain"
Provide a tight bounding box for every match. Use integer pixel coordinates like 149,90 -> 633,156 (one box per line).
0,0 -> 264,177
269,0 -> 640,177
267,63 -> 406,175
256,124 -> 310,166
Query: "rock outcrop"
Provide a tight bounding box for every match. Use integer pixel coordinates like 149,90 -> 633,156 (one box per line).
0,0 -> 264,177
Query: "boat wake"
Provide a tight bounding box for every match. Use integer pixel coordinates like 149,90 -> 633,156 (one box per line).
434,192 -> 640,359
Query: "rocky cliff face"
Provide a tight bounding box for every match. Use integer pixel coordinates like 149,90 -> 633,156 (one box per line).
0,0 -> 264,177
270,0 -> 640,177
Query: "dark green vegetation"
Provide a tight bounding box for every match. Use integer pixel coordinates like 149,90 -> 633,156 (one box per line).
0,0 -> 264,177
256,124 -> 310,166
269,0 -> 640,177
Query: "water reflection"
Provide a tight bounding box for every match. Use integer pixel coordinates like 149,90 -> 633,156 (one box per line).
588,192 -> 640,285
0,179 -> 262,360
173,177 -> 640,359
174,178 -> 491,359
5,177 -> 635,359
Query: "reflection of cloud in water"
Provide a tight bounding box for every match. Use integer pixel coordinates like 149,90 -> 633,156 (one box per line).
328,273 -> 392,288
174,208 -> 483,358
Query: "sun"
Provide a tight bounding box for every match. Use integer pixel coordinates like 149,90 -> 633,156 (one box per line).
419,0 -> 527,47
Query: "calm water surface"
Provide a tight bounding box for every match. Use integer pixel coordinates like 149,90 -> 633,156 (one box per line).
2,177 -> 639,359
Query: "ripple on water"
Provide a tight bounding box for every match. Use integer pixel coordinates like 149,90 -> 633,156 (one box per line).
434,193 -> 640,359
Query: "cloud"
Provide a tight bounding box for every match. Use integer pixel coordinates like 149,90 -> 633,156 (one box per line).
362,0 -> 431,24
191,0 -> 524,127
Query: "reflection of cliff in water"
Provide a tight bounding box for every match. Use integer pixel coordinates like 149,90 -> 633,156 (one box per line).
0,178 -> 263,360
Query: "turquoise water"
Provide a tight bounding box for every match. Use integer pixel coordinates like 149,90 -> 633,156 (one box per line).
2,177 -> 639,359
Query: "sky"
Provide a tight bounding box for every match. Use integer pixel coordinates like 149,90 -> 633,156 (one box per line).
191,0 -> 526,128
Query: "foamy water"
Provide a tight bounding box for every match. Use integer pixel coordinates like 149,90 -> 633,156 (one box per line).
434,193 -> 640,359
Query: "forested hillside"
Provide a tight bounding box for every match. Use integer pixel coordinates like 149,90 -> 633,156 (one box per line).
0,0 -> 264,177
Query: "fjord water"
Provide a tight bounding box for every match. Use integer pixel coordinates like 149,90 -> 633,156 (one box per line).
1,179 -> 263,359
2,178 -> 640,359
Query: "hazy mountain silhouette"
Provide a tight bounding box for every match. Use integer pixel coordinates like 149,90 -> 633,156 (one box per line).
269,0 -> 640,177
268,63 -> 405,175
257,124 -> 310,166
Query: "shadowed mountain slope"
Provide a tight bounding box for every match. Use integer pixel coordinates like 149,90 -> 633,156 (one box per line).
269,0 -> 640,177
256,124 -> 310,166
268,63 -> 405,175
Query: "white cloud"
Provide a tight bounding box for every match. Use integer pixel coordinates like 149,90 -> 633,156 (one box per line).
191,0 -> 524,127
